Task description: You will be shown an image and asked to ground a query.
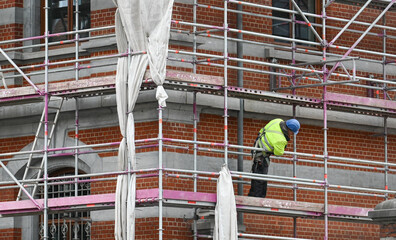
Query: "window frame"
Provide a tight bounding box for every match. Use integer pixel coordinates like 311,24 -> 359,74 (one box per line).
272,0 -> 322,45
40,0 -> 91,42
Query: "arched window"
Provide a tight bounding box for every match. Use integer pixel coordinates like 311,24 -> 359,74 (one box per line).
41,0 -> 91,42
38,168 -> 91,240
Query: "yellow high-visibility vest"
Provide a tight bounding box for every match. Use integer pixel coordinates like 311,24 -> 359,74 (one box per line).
257,118 -> 288,156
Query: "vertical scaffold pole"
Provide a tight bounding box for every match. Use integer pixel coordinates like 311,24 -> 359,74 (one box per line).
382,15 -> 389,200
322,0 -> 329,239
384,116 -> 389,199
193,0 -> 197,77
74,2 -> 80,239
74,0 -> 80,197
158,106 -> 164,240
291,3 -> 298,238
193,0 -> 198,191
193,91 -> 198,240
193,2 -> 198,239
223,0 -> 229,166
43,0 -> 50,239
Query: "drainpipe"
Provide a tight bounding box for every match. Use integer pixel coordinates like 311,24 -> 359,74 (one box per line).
237,2 -> 244,225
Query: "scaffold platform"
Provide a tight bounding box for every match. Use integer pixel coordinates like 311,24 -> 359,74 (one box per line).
1,70 -> 396,118
0,189 -> 374,223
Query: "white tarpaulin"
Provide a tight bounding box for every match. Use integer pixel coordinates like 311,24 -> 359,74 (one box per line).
213,165 -> 238,240
0,66 -> 6,89
113,0 -> 174,239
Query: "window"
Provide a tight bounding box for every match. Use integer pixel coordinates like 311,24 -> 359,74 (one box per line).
39,169 -> 91,240
272,0 -> 317,42
41,0 -> 91,42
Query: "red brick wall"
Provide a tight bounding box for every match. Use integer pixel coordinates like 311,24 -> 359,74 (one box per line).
0,0 -> 22,9
0,113 -> 389,238
380,223 -> 396,239
68,126 -> 122,158
1,1 -> 395,239
90,175 -> 117,195
0,135 -> 34,201
327,3 -> 396,58
135,218 -> 193,239
90,8 -> 116,36
241,215 -> 379,240
89,216 -> 381,240
91,218 -> 192,239
170,1 -> 396,100
0,135 -> 34,160
0,24 -> 23,48
0,1 -> 23,46
67,112 -> 396,192
2,2 -> 394,100
91,221 -> 115,239
0,228 -> 21,240
65,112 -> 395,202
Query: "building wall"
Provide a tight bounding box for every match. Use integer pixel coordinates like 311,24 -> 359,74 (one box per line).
0,91 -> 392,239
0,0 -> 395,239
0,229 -> 21,240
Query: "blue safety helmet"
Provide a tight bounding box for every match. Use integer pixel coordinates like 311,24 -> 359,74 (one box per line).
286,119 -> 300,134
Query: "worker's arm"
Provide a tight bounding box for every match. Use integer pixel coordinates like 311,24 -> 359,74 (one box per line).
272,139 -> 287,156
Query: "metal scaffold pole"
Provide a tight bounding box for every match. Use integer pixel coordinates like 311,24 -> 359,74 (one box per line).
158,106 -> 164,240
382,15 -> 389,201
74,1 -> 80,239
193,1 -> 198,239
223,0 -> 229,166
193,91 -> 198,239
291,2 -> 298,238
384,116 -> 389,200
322,1 -> 329,239
2,1 -> 396,239
43,0 -> 50,239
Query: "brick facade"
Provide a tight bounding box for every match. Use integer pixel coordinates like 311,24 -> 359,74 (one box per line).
90,8 -> 116,36
380,223 -> 396,239
48,113 -> 395,238
0,0 -> 22,9
0,229 -> 21,240
0,24 -> 23,49
0,0 -> 395,239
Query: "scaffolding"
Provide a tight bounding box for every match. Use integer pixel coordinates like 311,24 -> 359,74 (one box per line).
0,0 -> 396,239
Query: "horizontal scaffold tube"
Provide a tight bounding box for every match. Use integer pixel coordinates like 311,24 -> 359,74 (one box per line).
161,139 -> 396,168
194,145 -> 396,173
164,167 -> 323,187
1,51 -> 146,74
0,141 -> 121,159
169,49 -> 323,74
173,18 -> 396,60
0,168 -> 159,188
198,2 -> 396,41
227,0 -> 396,32
166,172 -> 387,198
2,138 -> 394,173
0,25 -> 114,46
168,49 -> 396,88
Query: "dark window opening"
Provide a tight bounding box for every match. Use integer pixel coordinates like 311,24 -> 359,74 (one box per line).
272,0 -> 317,43
41,0 -> 91,42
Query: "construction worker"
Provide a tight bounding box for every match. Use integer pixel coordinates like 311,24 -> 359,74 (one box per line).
248,118 -> 300,198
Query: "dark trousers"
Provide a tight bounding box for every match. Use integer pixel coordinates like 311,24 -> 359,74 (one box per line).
248,155 -> 269,198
